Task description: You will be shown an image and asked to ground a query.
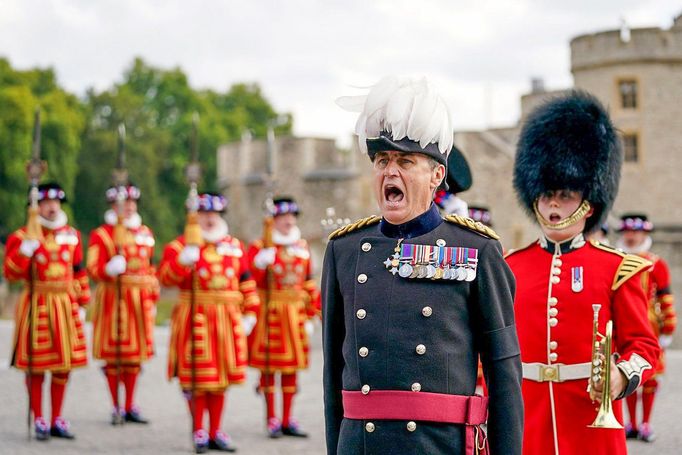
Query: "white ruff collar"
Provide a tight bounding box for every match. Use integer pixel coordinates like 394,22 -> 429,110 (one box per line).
39,210 -> 68,230
202,218 -> 229,243
105,209 -> 142,229
273,226 -> 301,246
616,235 -> 652,255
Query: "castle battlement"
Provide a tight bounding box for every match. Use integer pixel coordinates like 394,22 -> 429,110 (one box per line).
571,19 -> 682,72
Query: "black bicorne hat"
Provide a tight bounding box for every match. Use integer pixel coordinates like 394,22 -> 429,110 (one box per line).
367,131 -> 448,166
513,91 -> 622,233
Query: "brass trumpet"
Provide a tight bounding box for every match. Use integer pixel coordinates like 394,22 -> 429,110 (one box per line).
587,304 -> 623,429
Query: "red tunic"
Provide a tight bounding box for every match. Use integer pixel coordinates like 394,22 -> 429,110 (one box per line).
88,223 -> 159,365
247,239 -> 321,373
159,235 -> 260,391
506,238 -> 660,455
4,225 -> 90,372
637,251 -> 677,375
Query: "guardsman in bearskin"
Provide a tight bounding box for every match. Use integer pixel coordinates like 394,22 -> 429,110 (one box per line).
506,91 -> 660,455
159,192 -> 259,453
247,196 -> 321,438
616,213 -> 677,442
4,182 -> 90,440
88,183 -> 158,424
433,145 -> 472,217
324,76 -> 523,454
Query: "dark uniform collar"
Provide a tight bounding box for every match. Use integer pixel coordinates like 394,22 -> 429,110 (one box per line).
380,203 -> 443,239
539,233 -> 586,255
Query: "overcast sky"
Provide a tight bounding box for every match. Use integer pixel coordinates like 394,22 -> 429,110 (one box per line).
1,0 -> 680,146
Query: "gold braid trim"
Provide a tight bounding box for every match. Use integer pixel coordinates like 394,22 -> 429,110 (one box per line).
444,215 -> 500,240
533,199 -> 592,230
612,254 -> 652,291
328,215 -> 381,240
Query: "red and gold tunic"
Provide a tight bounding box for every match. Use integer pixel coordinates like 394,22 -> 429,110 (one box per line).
88,223 -> 159,365
506,237 -> 660,455
159,235 -> 259,391
247,238 -> 321,373
637,251 -> 677,375
4,225 -> 90,372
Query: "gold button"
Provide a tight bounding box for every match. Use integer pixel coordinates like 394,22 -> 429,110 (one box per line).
436,239 -> 446,247
362,242 -> 372,252
549,352 -> 558,362
365,422 -> 375,433
553,258 -> 563,267
552,267 -> 561,275
359,347 -> 369,357
551,276 -> 560,284
416,344 -> 426,355
358,273 -> 368,283
411,382 -> 421,392
361,384 -> 370,395
356,309 -> 367,320
549,307 -> 558,317
421,306 -> 433,317
543,366 -> 557,381
549,318 -> 558,327
548,297 -> 558,306
549,341 -> 558,350
406,421 -> 417,432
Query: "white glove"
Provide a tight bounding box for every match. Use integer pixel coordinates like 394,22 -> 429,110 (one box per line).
305,320 -> 315,337
78,307 -> 86,323
105,255 -> 127,277
19,239 -> 40,258
178,245 -> 200,266
242,314 -> 257,336
253,247 -> 276,270
659,334 -> 673,349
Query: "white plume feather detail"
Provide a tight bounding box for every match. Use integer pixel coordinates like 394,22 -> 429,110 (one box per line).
336,76 -> 453,156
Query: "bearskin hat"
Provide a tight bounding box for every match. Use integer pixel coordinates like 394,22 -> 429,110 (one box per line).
513,90 -> 622,233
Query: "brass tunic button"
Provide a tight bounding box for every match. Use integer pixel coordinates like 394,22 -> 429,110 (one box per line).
551,276 -> 560,284
357,273 -> 368,283
549,318 -> 558,327
361,384 -> 371,395
552,267 -> 561,275
421,306 -> 433,317
362,242 -> 372,252
411,382 -> 422,392
549,352 -> 558,362
406,421 -> 417,432
548,297 -> 558,306
359,347 -> 369,357
436,239 -> 446,247
553,258 -> 563,267
549,341 -> 558,350
416,344 -> 426,355
356,309 -> 367,320
549,307 -> 558,317
365,422 -> 375,433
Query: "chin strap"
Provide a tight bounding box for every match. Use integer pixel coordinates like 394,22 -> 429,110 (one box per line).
534,199 -> 591,230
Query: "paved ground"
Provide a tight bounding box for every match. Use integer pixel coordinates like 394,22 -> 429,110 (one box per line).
0,319 -> 680,454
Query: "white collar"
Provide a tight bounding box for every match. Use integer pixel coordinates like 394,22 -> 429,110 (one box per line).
202,218 -> 229,243
105,209 -> 142,229
39,210 -> 68,230
273,226 -> 301,246
616,235 -> 652,255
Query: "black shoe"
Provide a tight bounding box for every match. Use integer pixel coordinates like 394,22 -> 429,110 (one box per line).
282,419 -> 308,438
624,423 -> 638,439
194,430 -> 209,454
209,431 -> 237,452
124,406 -> 149,424
34,417 -> 50,441
50,417 -> 75,439
267,418 -> 283,438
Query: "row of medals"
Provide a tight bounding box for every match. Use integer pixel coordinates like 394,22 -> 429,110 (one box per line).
396,260 -> 476,281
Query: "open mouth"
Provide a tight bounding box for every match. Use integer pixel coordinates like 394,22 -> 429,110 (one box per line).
383,184 -> 405,204
549,213 -> 561,223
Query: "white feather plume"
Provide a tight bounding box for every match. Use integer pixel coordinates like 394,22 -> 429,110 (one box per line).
336,76 -> 453,156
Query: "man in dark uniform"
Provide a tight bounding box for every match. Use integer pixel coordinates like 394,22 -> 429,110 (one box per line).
324,76 -> 523,454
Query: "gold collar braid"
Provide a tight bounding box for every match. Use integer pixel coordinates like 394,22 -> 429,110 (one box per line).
533,199 -> 592,230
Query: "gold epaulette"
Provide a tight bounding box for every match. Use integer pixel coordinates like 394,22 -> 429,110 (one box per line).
444,215 -> 500,240
612,254 -> 652,291
589,239 -> 625,257
328,215 -> 381,240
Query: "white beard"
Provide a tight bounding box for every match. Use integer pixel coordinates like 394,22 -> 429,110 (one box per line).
273,225 -> 301,246
616,235 -> 652,255
202,218 -> 229,243
104,209 -> 142,229
39,210 -> 68,230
